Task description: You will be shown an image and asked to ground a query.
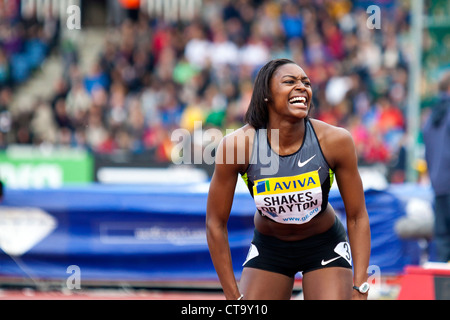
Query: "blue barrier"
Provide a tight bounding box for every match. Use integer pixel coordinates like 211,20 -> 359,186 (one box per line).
0,183 -> 431,282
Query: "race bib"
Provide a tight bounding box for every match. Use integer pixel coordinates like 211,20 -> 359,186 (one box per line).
334,241 -> 352,266
252,171 -> 323,224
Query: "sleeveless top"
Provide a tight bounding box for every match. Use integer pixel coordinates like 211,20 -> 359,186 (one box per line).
240,118 -> 334,224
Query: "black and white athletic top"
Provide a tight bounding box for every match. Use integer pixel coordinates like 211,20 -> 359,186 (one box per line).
241,118 -> 334,224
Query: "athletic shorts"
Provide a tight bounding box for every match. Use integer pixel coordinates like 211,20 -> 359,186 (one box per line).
242,217 -> 353,278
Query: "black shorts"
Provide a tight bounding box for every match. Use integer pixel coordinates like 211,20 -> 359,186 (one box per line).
242,217 -> 353,278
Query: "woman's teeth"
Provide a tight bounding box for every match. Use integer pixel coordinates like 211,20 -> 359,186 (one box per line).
289,97 -> 307,106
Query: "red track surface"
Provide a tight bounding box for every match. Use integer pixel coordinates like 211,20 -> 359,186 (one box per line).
0,289 -> 225,300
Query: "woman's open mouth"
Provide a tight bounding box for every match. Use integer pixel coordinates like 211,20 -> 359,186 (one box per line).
288,96 -> 308,108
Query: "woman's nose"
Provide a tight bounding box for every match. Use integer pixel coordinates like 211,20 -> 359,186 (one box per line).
294,81 -> 306,91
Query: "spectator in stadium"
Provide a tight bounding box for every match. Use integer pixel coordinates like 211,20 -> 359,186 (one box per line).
0,49 -> 10,87
423,72 -> 450,262
206,59 -> 370,300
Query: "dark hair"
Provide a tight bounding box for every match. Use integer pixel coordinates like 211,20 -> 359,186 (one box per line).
244,58 -> 297,129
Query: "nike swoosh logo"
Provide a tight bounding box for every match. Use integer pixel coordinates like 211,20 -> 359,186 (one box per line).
298,154 -> 316,167
321,256 -> 342,266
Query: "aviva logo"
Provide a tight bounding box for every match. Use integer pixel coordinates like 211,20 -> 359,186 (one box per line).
253,171 -> 320,196
256,180 -> 270,194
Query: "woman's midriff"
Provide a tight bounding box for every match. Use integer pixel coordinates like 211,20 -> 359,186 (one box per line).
254,203 -> 337,241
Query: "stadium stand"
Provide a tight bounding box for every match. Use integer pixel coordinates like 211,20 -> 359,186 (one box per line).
1,0 -> 416,183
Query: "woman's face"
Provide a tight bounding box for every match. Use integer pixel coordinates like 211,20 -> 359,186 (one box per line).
268,63 -> 312,121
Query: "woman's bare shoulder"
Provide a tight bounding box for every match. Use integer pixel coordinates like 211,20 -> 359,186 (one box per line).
309,118 -> 353,144
221,124 -> 255,149
216,124 -> 255,170
309,118 -> 355,169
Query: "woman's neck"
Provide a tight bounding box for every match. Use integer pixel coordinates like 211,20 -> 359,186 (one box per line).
267,117 -> 306,156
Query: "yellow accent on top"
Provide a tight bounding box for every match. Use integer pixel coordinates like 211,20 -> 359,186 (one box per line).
329,168 -> 334,190
241,172 -> 249,188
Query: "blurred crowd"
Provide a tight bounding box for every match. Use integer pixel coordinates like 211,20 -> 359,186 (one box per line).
1,0 -> 416,182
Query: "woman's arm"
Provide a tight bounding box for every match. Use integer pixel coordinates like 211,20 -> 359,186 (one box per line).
329,127 -> 371,300
206,134 -> 248,300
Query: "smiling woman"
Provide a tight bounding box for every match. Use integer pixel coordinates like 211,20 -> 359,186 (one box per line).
206,59 -> 371,300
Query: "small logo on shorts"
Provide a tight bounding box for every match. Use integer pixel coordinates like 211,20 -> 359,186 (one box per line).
321,256 -> 342,266
320,242 -> 352,266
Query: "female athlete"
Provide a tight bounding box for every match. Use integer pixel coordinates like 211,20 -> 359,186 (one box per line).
206,58 -> 370,300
